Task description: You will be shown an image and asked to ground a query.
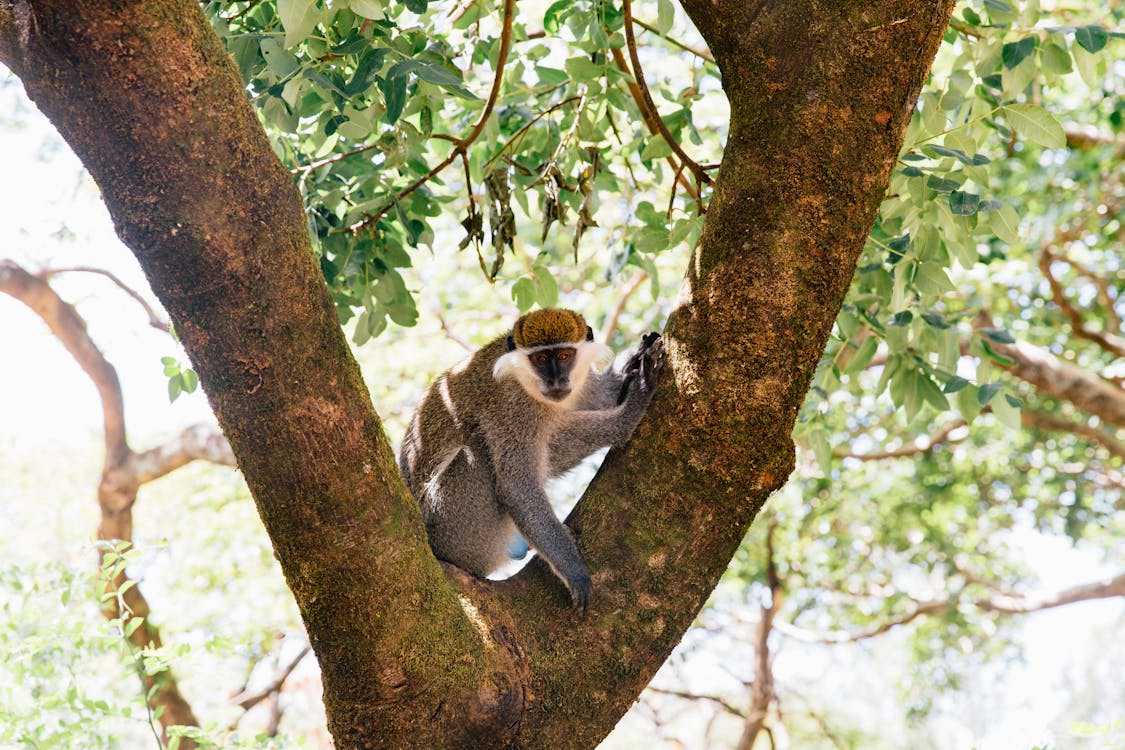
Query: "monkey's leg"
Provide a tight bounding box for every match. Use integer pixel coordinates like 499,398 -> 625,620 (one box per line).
492,449 -> 592,611
423,449 -> 515,578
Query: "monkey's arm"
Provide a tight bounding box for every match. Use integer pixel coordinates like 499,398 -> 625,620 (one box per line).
489,444 -> 592,611
550,334 -> 664,475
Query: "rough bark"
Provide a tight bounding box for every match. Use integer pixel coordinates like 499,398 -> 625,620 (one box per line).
0,4 -> 516,747
0,0 -> 956,747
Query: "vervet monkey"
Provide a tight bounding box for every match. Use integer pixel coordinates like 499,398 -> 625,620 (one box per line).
399,308 -> 664,611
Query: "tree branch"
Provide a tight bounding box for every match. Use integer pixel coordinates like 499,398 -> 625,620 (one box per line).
1,259 -> 131,463
351,0 -> 515,233
835,418 -> 968,461
128,424 -> 238,483
608,46 -> 704,213
0,259 -> 201,743
622,0 -> 711,188
977,571 -> 1125,614
44,265 -> 171,332
231,644 -> 312,712
974,311 -> 1125,428
1020,409 -> 1125,460
645,686 -> 746,717
1039,248 -> 1125,359
599,270 -> 649,343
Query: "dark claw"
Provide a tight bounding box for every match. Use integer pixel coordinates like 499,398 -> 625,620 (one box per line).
568,570 -> 592,614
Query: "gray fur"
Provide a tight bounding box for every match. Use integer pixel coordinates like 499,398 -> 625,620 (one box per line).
399,330 -> 664,611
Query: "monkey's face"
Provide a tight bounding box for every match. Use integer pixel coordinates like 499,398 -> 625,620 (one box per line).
529,346 -> 578,401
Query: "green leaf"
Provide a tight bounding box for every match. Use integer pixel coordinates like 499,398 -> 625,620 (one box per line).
640,135 -> 673,161
989,203 -> 1019,243
1074,25 -> 1108,54
943,375 -> 969,394
977,381 -> 1003,406
982,327 -> 1015,344
916,372 -> 950,412
1039,39 -> 1073,75
532,266 -> 559,308
980,339 -> 1017,367
168,375 -> 183,403
278,0 -> 320,49
181,369 -> 199,393
1003,104 -> 1066,149
403,0 -> 429,12
512,278 -> 537,312
1001,36 -> 1037,69
844,336 -> 879,374
544,0 -> 572,33
809,428 -> 832,476
949,190 -> 980,215
565,56 -> 603,81
992,389 -> 1021,429
380,72 -> 408,124
914,262 -> 956,295
351,0 -> 386,20
656,0 -> 675,34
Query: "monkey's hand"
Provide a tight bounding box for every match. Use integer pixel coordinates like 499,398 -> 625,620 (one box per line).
565,564 -> 593,614
617,332 -> 665,404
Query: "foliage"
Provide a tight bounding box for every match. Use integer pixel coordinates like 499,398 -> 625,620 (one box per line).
203,0 -> 714,343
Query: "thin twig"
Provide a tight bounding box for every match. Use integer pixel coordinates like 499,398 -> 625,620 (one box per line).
622,0 -> 711,188
609,47 -> 703,213
600,270 -> 649,342
350,0 -> 516,233
632,17 -> 716,64
42,265 -> 170,332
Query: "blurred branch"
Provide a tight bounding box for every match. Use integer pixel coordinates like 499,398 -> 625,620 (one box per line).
1063,124 -> 1125,155
1020,409 -> 1125,461
645,686 -> 745,717
600,270 -> 649,343
0,258 -> 257,744
232,643 -> 312,712
632,17 -> 716,65
1039,248 -> 1125,359
129,424 -> 238,482
1,259 -> 129,464
976,571 -> 1125,614
835,418 -> 968,461
735,519 -> 781,750
777,571 -> 1125,644
43,265 -> 171,332
775,600 -> 948,644
974,311 -> 1125,428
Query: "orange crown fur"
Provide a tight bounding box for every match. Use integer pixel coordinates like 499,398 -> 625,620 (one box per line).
511,308 -> 589,349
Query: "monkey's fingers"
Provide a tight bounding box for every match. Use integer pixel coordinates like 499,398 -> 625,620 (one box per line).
641,338 -> 665,390
568,570 -> 592,614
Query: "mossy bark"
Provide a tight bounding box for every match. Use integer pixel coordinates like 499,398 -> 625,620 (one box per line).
0,0 -> 954,747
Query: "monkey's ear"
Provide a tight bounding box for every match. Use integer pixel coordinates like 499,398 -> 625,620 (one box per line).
507,335 -> 516,351
586,325 -> 594,342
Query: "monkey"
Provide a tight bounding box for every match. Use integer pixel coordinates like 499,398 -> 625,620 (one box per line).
399,308 -> 664,612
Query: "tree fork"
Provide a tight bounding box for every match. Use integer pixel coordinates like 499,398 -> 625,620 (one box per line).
0,0 -> 956,747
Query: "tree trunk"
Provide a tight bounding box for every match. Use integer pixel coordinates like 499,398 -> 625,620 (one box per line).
0,0 -> 955,747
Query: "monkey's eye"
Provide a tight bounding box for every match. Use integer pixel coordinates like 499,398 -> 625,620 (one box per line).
556,350 -> 573,362
531,352 -> 549,367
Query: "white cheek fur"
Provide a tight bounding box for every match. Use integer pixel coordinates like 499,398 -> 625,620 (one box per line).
493,341 -> 613,407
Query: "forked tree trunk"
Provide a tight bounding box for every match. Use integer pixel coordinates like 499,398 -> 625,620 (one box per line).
0,1 -> 954,747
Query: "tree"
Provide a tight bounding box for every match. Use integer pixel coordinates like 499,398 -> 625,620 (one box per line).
4,0 -> 1006,746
